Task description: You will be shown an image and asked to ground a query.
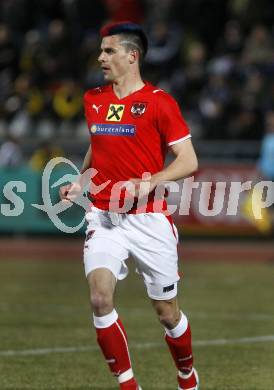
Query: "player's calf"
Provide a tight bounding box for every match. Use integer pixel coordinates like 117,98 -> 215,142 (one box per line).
152,297 -> 181,329
93,309 -> 140,389
152,300 -> 198,390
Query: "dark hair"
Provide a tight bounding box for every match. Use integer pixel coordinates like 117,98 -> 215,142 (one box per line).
100,21 -> 148,61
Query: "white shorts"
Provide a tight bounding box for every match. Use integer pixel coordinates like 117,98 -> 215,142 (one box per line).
83,207 -> 180,300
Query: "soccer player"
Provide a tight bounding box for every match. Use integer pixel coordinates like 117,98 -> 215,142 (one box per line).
60,21 -> 199,390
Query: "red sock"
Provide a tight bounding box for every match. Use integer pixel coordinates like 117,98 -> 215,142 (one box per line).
119,377 -> 138,390
95,312 -> 137,387
165,323 -> 193,375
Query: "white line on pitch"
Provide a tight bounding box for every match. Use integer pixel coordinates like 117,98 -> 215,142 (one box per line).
0,335 -> 274,357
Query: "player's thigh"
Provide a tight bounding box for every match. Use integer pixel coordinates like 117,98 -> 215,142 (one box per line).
84,209 -> 129,281
127,213 -> 179,300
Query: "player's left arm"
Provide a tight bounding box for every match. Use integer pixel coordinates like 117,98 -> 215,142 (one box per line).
126,138 -> 198,198
153,138 -> 198,184
125,92 -> 198,198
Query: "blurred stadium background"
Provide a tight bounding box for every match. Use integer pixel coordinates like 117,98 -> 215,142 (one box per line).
0,1 -> 274,389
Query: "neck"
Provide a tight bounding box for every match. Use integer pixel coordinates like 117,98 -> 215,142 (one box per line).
113,71 -> 145,99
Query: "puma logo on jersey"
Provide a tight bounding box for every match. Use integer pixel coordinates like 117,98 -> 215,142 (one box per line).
92,104 -> 102,113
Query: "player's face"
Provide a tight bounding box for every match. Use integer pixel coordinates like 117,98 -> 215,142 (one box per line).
98,35 -> 132,82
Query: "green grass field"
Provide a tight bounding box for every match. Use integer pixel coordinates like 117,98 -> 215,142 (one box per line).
0,257 -> 274,389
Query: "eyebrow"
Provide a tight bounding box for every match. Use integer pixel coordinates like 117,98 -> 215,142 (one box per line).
100,48 -> 115,55
101,46 -> 116,51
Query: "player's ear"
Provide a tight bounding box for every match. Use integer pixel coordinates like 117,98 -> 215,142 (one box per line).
129,49 -> 138,64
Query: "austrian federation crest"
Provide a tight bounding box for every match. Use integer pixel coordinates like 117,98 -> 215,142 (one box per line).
131,102 -> 147,118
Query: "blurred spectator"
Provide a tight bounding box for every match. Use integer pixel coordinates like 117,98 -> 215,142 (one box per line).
41,19 -> 75,82
228,0 -> 274,29
0,24 -> 18,75
171,41 -> 207,109
240,70 -> 267,111
3,74 -> 45,138
198,74 -> 231,138
19,29 -> 44,81
258,110 -> 274,179
173,0 -> 228,53
1,0 -> 274,147
242,25 -> 274,66
145,20 -> 182,83
31,0 -> 64,31
145,0 -> 175,22
226,106 -> 262,139
0,0 -> 31,33
261,110 -> 274,228
0,135 -> 23,168
29,140 -> 64,171
0,24 -> 18,113
215,20 -> 244,58
6,73 -> 44,116
263,82 -> 274,112
63,0 -> 106,34
52,79 -> 82,120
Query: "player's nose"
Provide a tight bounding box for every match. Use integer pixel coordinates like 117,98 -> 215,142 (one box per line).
98,52 -> 105,63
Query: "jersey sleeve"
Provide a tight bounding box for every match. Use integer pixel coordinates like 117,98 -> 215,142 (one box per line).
156,93 -> 191,146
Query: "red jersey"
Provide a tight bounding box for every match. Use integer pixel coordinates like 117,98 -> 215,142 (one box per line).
83,82 -> 191,212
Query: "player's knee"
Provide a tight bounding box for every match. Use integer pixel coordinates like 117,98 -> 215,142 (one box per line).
158,311 -> 179,328
90,290 -> 113,315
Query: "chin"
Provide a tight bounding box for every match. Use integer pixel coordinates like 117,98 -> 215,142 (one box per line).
103,73 -> 113,82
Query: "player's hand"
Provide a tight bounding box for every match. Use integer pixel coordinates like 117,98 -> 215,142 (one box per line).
59,184 -> 72,202
59,182 -> 82,202
122,173 -> 159,199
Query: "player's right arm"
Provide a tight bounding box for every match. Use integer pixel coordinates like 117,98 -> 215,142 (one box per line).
59,145 -> 92,201
59,87 -> 99,201
80,145 -> 92,174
